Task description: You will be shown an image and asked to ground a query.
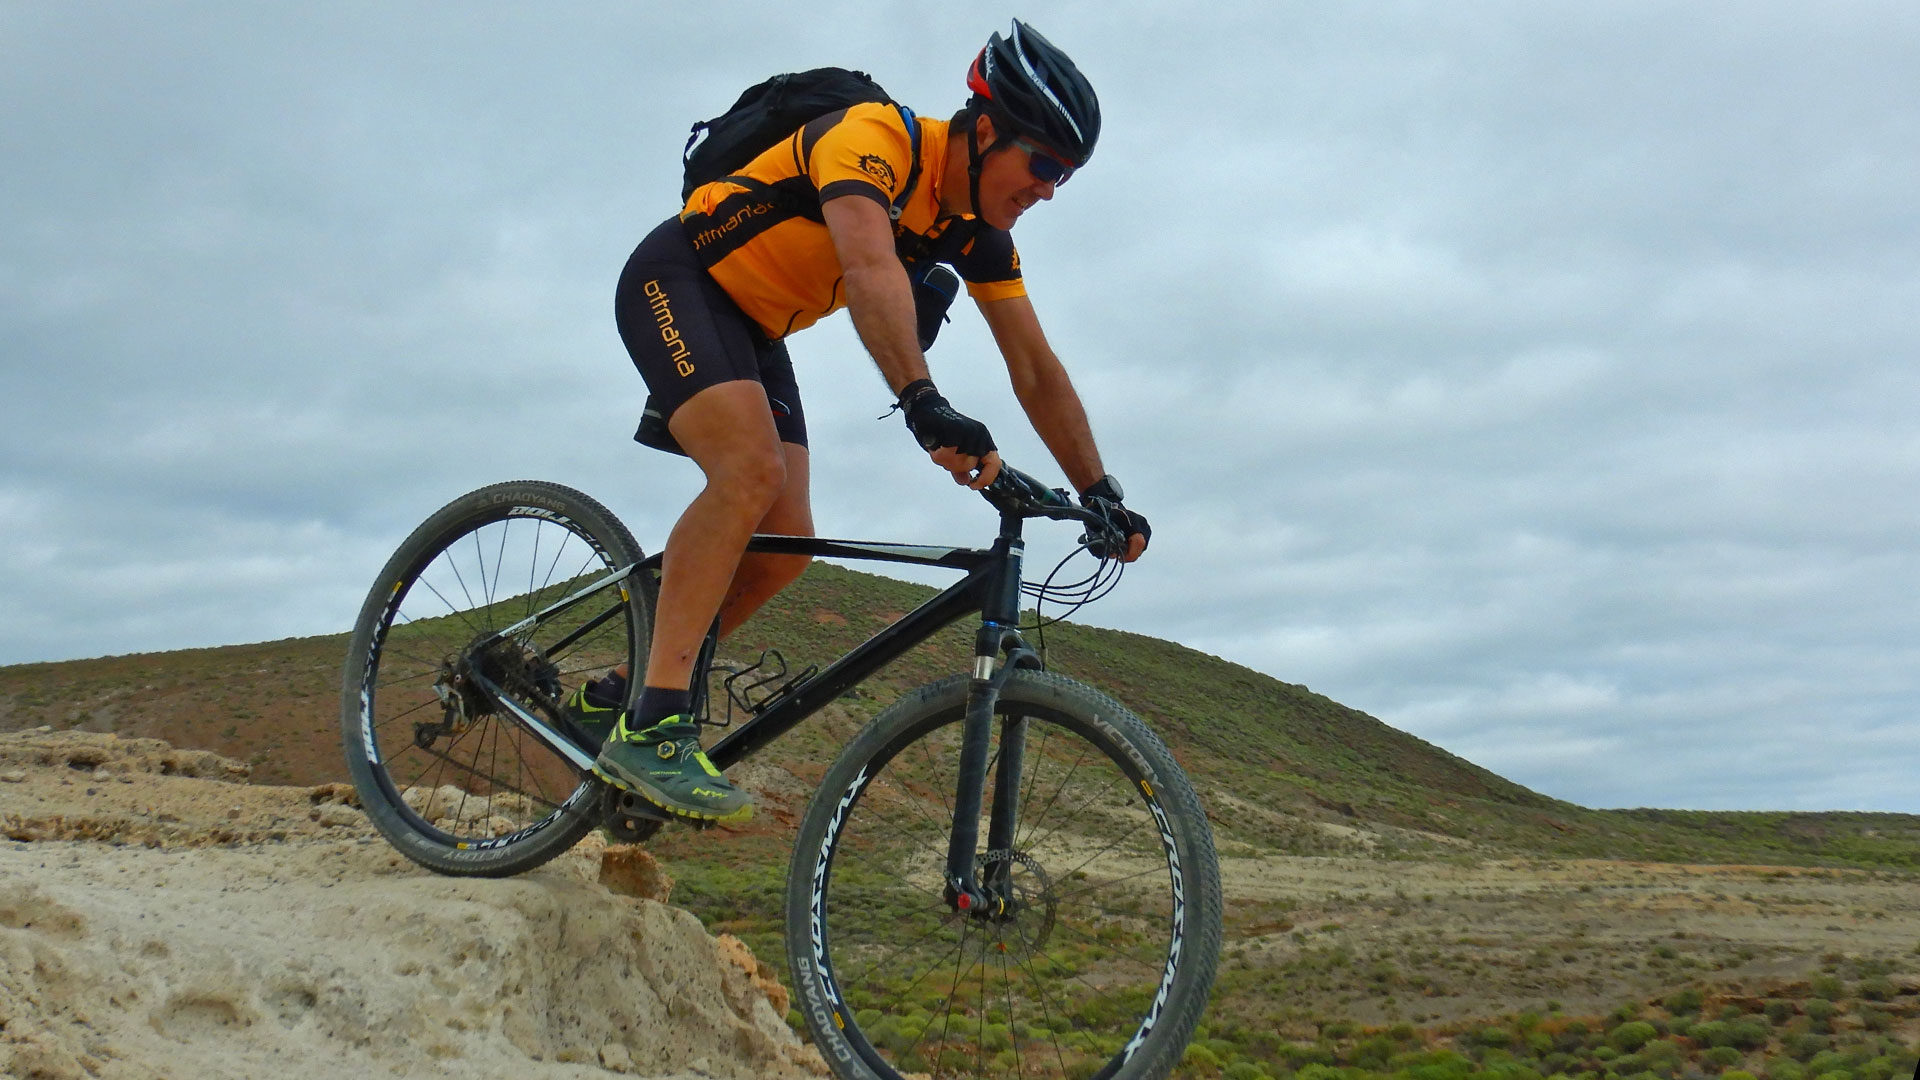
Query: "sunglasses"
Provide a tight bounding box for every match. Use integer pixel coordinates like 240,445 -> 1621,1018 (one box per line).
1014,138 -> 1075,186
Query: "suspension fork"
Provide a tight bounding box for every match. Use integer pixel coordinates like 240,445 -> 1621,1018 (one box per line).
943,525 -> 1042,915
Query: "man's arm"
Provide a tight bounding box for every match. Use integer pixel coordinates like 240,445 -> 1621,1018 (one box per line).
822,194 -> 1001,488
979,293 -> 1147,562
820,194 -> 926,395
977,293 -> 1104,491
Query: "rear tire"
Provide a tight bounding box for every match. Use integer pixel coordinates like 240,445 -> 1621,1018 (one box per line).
786,670 -> 1222,1080
340,481 -> 650,877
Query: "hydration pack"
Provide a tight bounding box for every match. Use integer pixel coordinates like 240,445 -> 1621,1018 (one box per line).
681,67 -> 921,220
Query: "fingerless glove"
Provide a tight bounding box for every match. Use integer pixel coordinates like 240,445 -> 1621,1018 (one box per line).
898,380 -> 997,458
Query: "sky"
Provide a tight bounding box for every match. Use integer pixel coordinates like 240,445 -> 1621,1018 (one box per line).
3,2 -> 1916,813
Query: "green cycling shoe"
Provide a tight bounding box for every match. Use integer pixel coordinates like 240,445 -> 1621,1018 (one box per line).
592,714 -> 753,824
557,671 -> 626,745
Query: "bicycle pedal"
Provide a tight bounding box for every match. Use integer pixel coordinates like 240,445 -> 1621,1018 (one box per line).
601,790 -> 671,844
613,790 -> 673,822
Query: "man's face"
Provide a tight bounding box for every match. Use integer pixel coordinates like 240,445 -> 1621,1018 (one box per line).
972,115 -> 1073,230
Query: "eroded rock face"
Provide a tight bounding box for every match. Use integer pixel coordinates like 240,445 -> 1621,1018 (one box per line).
0,727 -> 251,781
0,730 -> 827,1080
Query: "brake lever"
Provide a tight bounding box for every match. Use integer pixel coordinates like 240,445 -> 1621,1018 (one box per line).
1076,496 -> 1128,559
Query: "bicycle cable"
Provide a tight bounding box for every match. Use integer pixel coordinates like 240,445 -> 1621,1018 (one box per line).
1019,537 -> 1125,660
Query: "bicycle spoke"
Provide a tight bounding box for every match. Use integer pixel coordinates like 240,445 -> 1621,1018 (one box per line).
809,693 -> 1204,1080
350,497 -> 639,857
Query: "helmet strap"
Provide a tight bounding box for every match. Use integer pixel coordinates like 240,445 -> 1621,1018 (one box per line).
964,104 -> 1014,220
966,117 -> 984,218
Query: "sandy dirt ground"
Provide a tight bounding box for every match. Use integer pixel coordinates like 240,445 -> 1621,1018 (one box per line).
0,729 -> 824,1080
1212,848 -> 1920,1032
6,727 -> 1920,1078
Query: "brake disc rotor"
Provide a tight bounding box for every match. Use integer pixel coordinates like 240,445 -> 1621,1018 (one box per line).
974,849 -> 1058,947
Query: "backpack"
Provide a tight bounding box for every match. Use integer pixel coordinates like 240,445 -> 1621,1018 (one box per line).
681,67 -> 922,221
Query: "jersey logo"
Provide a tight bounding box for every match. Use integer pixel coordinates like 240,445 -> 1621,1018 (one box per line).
856,154 -> 897,189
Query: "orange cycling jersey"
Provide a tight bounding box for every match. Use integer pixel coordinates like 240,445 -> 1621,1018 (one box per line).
680,102 -> 1025,341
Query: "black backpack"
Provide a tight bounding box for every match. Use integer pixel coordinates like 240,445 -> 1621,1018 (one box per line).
681,67 -> 922,221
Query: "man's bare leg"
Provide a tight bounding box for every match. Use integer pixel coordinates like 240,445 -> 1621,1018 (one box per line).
716,443 -> 813,639
588,380 -> 789,821
640,381 -> 790,695
609,443 -> 812,684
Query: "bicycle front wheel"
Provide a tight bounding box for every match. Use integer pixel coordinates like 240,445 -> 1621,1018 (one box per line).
340,481 -> 650,877
787,670 -> 1222,1080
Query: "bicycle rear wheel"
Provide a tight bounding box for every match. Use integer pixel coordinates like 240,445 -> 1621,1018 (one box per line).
787,670 -> 1222,1080
340,481 -> 650,877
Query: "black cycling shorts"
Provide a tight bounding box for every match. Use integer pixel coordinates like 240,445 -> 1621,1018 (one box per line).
613,216 -> 807,450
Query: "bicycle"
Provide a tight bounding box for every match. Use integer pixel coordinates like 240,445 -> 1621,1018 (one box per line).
339,466 -> 1222,1080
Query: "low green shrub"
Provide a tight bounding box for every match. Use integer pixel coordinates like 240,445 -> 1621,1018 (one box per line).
1728,1019 -> 1771,1050
1665,989 -> 1705,1015
1767,1060 -> 1807,1080
1856,977 -> 1894,1003
1689,1021 -> 1729,1047
1183,1042 -> 1223,1070
1786,1034 -> 1832,1062
1477,1027 -> 1516,1049
1610,1022 -> 1660,1053
1352,1035 -> 1396,1070
1806,1051 -> 1852,1077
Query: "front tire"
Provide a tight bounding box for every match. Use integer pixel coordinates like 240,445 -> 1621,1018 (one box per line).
786,670 -> 1222,1080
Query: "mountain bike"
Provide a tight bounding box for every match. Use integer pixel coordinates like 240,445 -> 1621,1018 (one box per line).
339,467 -> 1222,1080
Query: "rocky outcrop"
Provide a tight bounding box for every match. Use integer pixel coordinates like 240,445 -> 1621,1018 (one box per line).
0,729 -> 824,1080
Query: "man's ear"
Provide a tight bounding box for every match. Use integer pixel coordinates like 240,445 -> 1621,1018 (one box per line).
975,111 -> 998,148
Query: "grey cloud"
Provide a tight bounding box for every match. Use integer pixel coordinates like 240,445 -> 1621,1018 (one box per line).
3,2 -> 1917,812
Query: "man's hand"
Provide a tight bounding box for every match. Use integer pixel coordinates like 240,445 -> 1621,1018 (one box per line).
1080,475 -> 1149,563
900,380 -> 1003,489
931,446 -> 1004,489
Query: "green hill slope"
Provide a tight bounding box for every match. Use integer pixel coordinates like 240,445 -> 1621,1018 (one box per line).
3,561 -> 1916,869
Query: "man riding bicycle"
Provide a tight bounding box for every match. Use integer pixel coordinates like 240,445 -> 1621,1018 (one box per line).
573,21 -> 1150,824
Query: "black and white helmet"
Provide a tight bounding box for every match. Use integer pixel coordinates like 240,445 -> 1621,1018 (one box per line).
965,20 -> 1101,167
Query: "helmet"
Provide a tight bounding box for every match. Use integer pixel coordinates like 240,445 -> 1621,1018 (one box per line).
965,20 -> 1101,167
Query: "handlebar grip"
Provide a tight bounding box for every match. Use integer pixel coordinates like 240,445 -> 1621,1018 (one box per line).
984,466 -> 1072,510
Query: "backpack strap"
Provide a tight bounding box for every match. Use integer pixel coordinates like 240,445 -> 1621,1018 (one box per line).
889,104 -> 921,222
712,103 -> 922,224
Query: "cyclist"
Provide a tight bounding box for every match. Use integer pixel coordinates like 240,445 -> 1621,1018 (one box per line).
575,21 -> 1150,824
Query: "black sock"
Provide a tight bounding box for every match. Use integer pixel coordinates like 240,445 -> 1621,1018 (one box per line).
583,669 -> 629,709
634,686 -> 692,727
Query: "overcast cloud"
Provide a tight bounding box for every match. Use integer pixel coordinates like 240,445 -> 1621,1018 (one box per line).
4,2 -> 1916,813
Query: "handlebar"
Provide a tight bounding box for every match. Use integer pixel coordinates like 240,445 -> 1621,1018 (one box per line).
980,464 -> 1072,515
980,465 -> 1127,552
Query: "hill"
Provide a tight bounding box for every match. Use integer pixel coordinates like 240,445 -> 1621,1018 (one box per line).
4,561 -> 1917,870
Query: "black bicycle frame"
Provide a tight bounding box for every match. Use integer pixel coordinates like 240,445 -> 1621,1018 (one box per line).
477,505 -> 1046,909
